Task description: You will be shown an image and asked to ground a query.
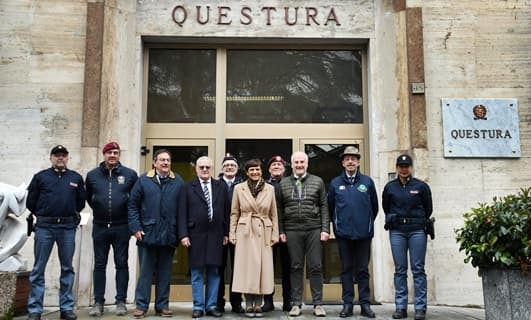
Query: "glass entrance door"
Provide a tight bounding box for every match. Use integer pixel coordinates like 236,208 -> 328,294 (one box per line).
144,139 -> 214,301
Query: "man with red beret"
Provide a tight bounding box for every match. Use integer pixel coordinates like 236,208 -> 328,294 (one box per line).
262,155 -> 292,312
86,142 -> 138,316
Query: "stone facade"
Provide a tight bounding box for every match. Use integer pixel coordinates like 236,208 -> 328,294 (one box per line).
0,0 -> 529,308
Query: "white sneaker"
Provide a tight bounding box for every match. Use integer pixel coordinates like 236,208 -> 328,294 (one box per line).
289,305 -> 302,317
88,303 -> 103,317
115,302 -> 127,316
313,305 -> 326,317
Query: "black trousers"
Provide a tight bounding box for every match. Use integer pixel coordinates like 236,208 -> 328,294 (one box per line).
336,237 -> 372,305
217,242 -> 242,308
264,242 -> 291,304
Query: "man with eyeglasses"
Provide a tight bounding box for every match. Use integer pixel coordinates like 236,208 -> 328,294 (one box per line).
328,146 -> 378,318
216,154 -> 245,314
179,156 -> 230,318
128,149 -> 184,318
277,151 -> 330,317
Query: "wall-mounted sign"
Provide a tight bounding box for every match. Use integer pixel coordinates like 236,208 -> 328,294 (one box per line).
441,99 -> 520,158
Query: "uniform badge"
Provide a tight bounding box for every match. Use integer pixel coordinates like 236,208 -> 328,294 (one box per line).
117,176 -> 125,184
410,190 -> 419,194
69,182 -> 78,187
357,184 -> 367,192
339,185 -> 346,190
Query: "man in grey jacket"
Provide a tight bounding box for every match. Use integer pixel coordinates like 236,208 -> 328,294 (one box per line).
277,151 -> 330,317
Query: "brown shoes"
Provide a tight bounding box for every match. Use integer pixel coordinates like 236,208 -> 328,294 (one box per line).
132,309 -> 146,319
156,308 -> 173,317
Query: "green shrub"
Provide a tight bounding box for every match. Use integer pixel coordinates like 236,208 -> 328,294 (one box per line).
455,187 -> 531,273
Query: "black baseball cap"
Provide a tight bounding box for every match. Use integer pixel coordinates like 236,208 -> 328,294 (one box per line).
396,154 -> 413,166
50,145 -> 69,155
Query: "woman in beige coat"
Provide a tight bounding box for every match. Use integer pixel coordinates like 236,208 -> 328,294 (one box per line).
230,159 -> 279,318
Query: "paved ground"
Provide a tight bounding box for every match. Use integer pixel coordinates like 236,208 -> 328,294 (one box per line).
16,302 -> 485,320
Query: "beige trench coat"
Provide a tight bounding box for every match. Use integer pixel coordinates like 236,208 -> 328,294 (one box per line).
229,182 -> 279,295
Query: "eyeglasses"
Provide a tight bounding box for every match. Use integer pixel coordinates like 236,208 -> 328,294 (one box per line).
198,166 -> 211,170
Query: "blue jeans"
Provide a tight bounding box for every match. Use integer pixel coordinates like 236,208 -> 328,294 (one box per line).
134,245 -> 175,311
92,224 -> 130,304
28,227 -> 76,314
191,266 -> 220,311
390,229 -> 427,311
337,237 -> 371,305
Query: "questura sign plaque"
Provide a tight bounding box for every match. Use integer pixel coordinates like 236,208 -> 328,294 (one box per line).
441,99 -> 521,158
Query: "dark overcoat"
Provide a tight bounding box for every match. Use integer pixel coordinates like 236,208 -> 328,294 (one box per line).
178,178 -> 230,268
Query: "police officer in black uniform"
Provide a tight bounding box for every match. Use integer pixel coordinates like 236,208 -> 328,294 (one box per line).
382,154 -> 433,320
26,145 -> 86,320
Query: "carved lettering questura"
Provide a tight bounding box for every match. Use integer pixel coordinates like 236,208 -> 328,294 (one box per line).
172,5 -> 341,27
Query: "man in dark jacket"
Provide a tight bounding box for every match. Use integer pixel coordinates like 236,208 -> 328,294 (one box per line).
26,145 -> 86,320
277,151 -> 330,317
128,149 -> 184,318
262,155 -> 291,312
179,156 -> 230,318
328,146 -> 378,318
86,142 -> 137,316
216,154 -> 244,314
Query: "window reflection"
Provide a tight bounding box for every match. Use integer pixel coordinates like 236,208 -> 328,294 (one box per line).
227,50 -> 363,123
147,49 -> 216,123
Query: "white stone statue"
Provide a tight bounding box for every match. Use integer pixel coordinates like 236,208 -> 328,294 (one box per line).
0,182 -> 29,271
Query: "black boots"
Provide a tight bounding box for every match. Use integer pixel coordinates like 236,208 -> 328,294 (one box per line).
360,304 -> 376,318
415,310 -> 426,320
339,304 -> 353,318
392,309 -> 408,319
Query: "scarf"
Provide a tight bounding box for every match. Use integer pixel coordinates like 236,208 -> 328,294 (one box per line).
247,178 -> 265,198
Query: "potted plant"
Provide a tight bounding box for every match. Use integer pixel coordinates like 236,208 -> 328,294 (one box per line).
455,187 -> 530,320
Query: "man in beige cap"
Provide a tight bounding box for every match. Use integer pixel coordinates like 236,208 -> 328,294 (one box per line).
327,146 -> 378,318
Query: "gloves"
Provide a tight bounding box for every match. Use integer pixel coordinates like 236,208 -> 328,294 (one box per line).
425,217 -> 435,240
26,213 -> 35,236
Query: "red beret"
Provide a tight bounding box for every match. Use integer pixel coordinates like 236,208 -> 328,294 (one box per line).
102,141 -> 120,153
267,155 -> 286,169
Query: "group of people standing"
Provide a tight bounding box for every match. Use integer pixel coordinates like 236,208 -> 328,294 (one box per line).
25,143 -> 432,320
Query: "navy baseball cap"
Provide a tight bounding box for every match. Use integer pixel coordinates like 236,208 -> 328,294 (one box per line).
50,145 -> 69,155
396,154 -> 413,166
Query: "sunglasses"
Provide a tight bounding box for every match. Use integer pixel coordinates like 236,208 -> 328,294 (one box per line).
198,166 -> 211,170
